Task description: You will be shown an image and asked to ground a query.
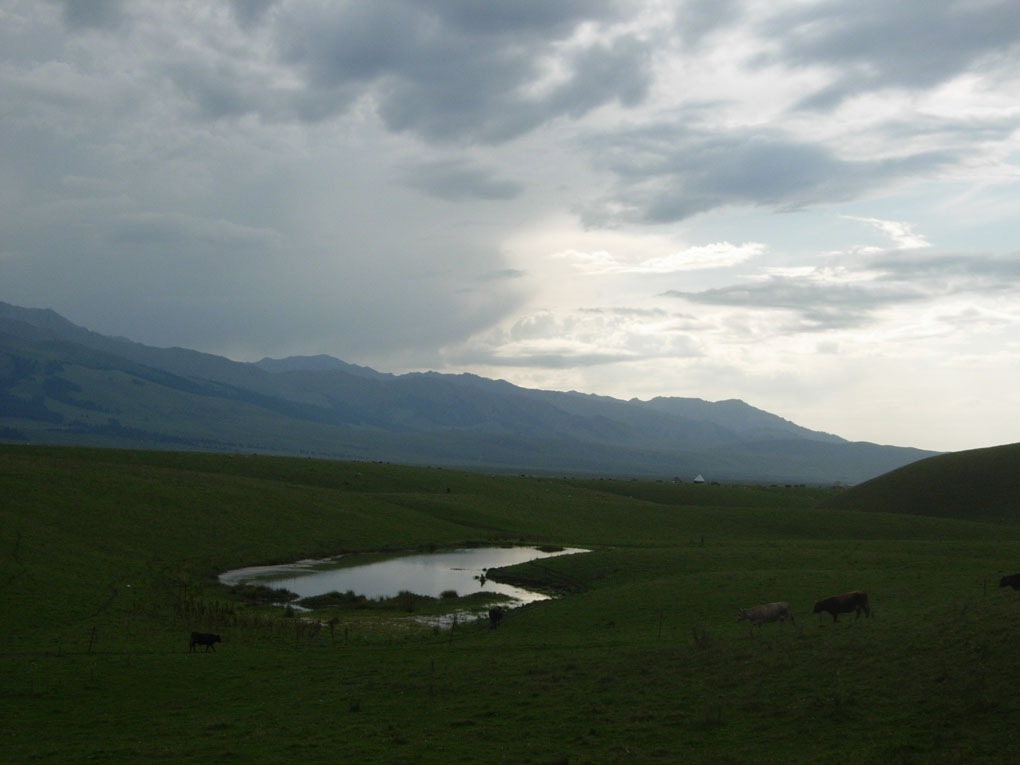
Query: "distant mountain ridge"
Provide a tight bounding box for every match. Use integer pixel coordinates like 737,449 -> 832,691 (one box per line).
255,355 -> 392,379
0,300 -> 937,483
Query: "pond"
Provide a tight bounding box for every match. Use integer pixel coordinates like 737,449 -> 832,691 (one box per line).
219,546 -> 588,605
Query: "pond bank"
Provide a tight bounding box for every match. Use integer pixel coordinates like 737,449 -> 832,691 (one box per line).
220,545 -> 589,607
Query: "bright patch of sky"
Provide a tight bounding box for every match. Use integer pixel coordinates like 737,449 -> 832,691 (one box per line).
1,0 -> 1019,452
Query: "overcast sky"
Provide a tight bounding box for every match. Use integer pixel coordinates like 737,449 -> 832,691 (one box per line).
2,0 -> 1019,452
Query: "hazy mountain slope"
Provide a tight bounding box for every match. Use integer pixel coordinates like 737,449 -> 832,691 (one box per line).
635,396 -> 845,444
425,376 -> 768,449
0,301 -> 939,482
821,442 -> 1020,523
0,318 -> 382,454
255,354 -> 392,379
0,303 -> 801,449
705,438 -> 935,487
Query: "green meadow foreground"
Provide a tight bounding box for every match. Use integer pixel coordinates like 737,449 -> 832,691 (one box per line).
3,444 -> 1020,763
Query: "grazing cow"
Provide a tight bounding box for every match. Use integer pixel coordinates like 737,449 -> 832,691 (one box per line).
1000,573 -> 1020,590
812,591 -> 871,622
488,606 -> 504,629
189,631 -> 222,652
736,601 -> 795,628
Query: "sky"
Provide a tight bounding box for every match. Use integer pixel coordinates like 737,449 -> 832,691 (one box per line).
2,0 -> 1019,453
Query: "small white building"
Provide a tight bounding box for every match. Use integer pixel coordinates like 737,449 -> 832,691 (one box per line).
693,474 -> 705,484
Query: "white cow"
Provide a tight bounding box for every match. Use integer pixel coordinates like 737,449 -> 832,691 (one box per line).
736,601 -> 795,627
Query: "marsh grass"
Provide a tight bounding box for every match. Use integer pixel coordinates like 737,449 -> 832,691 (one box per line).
4,444 -> 1020,762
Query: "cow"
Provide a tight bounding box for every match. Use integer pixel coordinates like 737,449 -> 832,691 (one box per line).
488,606 -> 504,629
736,601 -> 794,628
812,591 -> 871,622
189,631 -> 222,652
1000,573 -> 1020,590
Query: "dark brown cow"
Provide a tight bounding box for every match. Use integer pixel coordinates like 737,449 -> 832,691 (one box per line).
189,631 -> 222,652
812,591 -> 871,622
1000,573 -> 1020,590
488,606 -> 504,629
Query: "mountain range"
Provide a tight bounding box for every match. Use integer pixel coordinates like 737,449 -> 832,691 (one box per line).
0,300 -> 937,484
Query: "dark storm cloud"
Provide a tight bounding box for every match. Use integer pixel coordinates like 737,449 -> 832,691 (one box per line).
665,278 -> 926,331
108,212 -> 285,253
868,250 -> 1020,288
581,124 -> 955,225
400,159 -> 523,201
229,0 -> 276,30
413,0 -> 623,35
761,0 -> 1020,109
878,113 -> 1020,146
481,269 -> 527,282
166,59 -> 264,122
546,35 -> 652,117
665,251 -> 1020,331
674,0 -> 743,48
55,0 -> 126,30
272,0 -> 651,142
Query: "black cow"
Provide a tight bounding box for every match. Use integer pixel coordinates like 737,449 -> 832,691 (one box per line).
189,631 -> 222,652
1000,573 -> 1020,590
812,591 -> 871,622
488,606 -> 504,629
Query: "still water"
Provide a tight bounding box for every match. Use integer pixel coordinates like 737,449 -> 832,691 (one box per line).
220,546 -> 587,604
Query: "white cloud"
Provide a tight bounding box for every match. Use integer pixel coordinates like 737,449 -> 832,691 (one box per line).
557,241 -> 766,274
843,216 -> 930,249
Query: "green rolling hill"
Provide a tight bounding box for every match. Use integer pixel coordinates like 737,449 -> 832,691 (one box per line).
3,443 -> 1020,762
822,441 -> 1020,524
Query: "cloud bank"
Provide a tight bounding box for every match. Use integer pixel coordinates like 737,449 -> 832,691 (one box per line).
1,0 -> 1018,451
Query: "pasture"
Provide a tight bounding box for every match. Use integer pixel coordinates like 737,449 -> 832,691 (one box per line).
3,444 -> 1020,762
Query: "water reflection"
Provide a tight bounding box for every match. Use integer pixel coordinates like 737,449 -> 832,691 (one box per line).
220,546 -> 586,604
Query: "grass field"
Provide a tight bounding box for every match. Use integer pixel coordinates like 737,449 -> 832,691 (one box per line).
3,444 -> 1020,762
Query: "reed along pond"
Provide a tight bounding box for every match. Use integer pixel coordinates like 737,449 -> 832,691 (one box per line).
219,546 -> 588,605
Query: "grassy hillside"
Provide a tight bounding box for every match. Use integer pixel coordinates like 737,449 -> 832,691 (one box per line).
4,444 -> 1020,762
822,442 -> 1020,524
